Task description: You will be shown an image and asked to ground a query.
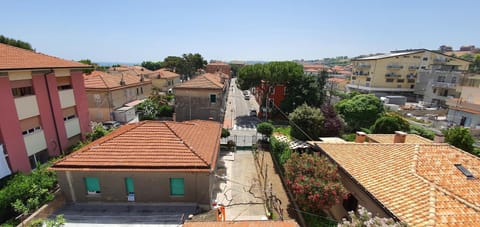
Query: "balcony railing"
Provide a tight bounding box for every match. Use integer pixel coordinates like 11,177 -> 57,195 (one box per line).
387,65 -> 404,70
408,66 -> 419,70
353,71 -> 369,76
431,82 -> 457,89
385,73 -> 401,78
433,58 -> 448,63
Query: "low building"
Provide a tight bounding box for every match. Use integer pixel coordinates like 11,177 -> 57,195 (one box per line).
446,74 -> 480,131
84,71 -> 152,123
174,73 -> 228,122
50,120 -> 221,209
254,81 -> 286,118
310,132 -> 480,226
0,43 -> 91,174
206,62 -> 231,78
151,68 -> 181,92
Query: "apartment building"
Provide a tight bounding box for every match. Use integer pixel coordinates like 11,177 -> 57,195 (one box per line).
0,43 -> 90,174
83,71 -> 152,123
446,74 -> 480,131
348,49 -> 470,100
151,68 -> 181,92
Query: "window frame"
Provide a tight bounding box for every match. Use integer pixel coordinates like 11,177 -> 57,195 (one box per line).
209,94 -> 217,104
84,177 -> 101,194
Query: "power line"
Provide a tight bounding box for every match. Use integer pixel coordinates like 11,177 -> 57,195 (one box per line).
268,100 -> 315,141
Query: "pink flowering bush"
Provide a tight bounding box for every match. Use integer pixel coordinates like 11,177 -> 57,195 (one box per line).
284,152 -> 347,213
339,206 -> 406,227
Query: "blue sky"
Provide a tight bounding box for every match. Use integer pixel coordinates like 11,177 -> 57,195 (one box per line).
2,0 -> 479,63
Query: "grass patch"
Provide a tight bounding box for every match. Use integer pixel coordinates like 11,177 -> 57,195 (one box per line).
274,126 -> 291,138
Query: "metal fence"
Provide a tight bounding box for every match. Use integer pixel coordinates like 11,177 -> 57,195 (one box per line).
221,135 -> 260,147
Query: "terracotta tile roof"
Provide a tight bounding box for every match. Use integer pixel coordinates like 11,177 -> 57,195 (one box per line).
327,78 -> 347,83
184,220 -> 298,227
367,134 -> 433,144
83,70 -> 150,89
153,68 -> 180,79
0,43 -> 88,70
50,120 -> 221,172
174,73 -> 225,90
315,142 -> 480,226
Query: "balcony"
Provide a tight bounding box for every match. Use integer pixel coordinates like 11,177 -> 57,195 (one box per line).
353,71 -> 369,76
385,73 -> 401,78
432,82 -> 457,89
406,74 -> 417,80
59,89 -> 76,108
65,118 -> 81,138
15,95 -> 40,120
357,64 -> 371,69
408,66 -> 419,70
387,64 -> 404,70
433,58 -> 448,64
24,130 -> 47,156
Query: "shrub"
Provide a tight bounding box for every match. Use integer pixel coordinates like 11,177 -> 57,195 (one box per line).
339,206 -> 406,227
257,122 -> 274,139
371,114 -> 410,134
409,124 -> 435,140
443,127 -> 475,153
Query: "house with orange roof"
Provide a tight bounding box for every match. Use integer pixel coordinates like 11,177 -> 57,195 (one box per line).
174,73 -> 228,122
50,120 -> 222,208
310,131 -> 480,226
206,62 -> 231,78
446,74 -> 480,133
151,68 -> 181,92
83,71 -> 152,123
0,43 -> 91,174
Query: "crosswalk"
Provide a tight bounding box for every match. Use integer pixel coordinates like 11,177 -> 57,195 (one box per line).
233,123 -> 257,131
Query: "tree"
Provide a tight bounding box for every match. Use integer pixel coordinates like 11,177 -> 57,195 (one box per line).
284,153 -> 347,214
0,35 -> 33,50
443,127 -> 475,153
321,105 -> 344,137
280,73 -> 323,113
370,113 -> 410,134
141,61 -> 163,71
257,122 -> 274,139
221,128 -> 230,138
289,104 -> 324,141
335,94 -> 384,132
339,206 -> 406,227
78,59 -> 95,74
469,54 -> 480,73
162,53 -> 207,79
137,99 -> 159,120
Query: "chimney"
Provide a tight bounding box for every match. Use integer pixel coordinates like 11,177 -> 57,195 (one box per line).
355,131 -> 366,143
434,133 -> 445,143
120,73 -> 126,86
172,113 -> 176,122
140,74 -> 144,82
394,131 -> 407,143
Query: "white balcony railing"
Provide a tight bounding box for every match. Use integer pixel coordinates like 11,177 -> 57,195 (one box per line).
15,95 -> 40,120
24,130 -> 47,156
59,89 -> 76,108
65,118 -> 81,138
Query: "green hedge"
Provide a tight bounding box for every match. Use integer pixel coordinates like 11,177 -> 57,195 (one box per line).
0,163 -> 57,224
270,136 -> 292,172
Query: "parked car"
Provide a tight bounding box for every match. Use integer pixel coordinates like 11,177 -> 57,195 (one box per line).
243,90 -> 250,100
103,121 -> 121,130
249,109 -> 257,117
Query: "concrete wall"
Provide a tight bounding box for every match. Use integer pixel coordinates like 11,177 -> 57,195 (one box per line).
56,171 -> 213,207
174,89 -> 224,122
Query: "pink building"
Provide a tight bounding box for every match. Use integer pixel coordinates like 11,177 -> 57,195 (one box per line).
0,43 -> 90,175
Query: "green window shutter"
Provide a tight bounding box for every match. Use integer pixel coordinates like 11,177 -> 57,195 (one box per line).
85,177 -> 100,192
125,178 -> 134,194
170,178 -> 184,196
210,94 -> 216,103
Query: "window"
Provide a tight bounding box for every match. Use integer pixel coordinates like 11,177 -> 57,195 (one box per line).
63,115 -> 76,121
170,178 -> 184,196
397,79 -> 404,83
28,149 -> 49,169
85,177 -> 101,194
12,87 -> 34,97
397,85 -> 402,88
22,126 -> 42,136
366,78 -> 371,82
210,94 -> 217,103
57,85 -> 72,90
437,76 -> 445,82
451,77 -> 457,83
140,87 -> 144,94
351,76 -> 356,80
423,57 -> 428,61
413,56 -> 420,59
410,85 -> 415,89
125,178 -> 134,195
386,79 -> 394,83
136,88 -> 139,95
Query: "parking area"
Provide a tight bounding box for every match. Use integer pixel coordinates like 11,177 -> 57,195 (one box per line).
51,203 -> 197,226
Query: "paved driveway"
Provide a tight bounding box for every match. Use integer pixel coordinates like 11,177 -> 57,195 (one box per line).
213,151 -> 267,221
52,203 -> 196,226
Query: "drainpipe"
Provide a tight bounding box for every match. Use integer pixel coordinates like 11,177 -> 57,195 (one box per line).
43,69 -> 64,155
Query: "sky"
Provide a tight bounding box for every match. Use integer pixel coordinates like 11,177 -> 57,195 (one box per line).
1,0 -> 479,63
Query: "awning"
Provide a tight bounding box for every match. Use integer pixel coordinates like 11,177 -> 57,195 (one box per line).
124,99 -> 146,107
0,145 -> 12,179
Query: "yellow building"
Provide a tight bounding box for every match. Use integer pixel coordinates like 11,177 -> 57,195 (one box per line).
151,68 -> 181,92
84,71 -> 152,123
348,49 -> 470,99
